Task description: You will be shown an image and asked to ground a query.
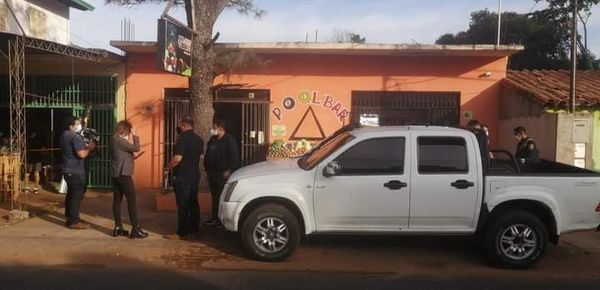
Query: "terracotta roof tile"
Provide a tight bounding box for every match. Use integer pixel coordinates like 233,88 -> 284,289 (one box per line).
502,70 -> 600,108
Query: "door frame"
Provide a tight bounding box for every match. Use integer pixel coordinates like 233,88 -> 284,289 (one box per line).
214,88 -> 270,167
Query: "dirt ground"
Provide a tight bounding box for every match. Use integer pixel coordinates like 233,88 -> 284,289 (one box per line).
1,188 -> 600,281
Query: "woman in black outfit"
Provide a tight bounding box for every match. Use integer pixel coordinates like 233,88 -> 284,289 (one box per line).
111,121 -> 148,239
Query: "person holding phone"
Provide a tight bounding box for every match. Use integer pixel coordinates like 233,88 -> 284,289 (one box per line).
111,120 -> 148,239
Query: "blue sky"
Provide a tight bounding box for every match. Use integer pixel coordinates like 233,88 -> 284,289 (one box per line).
70,0 -> 600,55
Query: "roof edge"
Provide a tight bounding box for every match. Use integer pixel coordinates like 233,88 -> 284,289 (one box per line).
111,41 -> 523,57
60,0 -> 95,11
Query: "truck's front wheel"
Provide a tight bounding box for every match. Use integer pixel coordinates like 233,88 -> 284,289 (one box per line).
484,210 -> 548,269
241,204 -> 301,261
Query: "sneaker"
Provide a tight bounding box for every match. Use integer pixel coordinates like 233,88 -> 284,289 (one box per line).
33,188 -> 39,194
68,222 -> 90,230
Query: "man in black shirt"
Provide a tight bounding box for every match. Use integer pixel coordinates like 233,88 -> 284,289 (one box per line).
164,117 -> 204,239
60,116 -> 96,229
514,126 -> 539,160
467,120 -> 490,173
204,119 -> 239,226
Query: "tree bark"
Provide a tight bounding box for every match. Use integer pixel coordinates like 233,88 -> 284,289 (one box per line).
184,0 -> 228,143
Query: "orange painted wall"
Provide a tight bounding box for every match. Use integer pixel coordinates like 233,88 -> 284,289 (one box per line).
125,53 -> 187,188
125,52 -> 508,189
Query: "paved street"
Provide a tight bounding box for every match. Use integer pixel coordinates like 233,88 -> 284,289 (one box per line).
1,189 -> 600,289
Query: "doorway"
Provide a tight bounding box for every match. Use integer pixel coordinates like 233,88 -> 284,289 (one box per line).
214,89 -> 270,167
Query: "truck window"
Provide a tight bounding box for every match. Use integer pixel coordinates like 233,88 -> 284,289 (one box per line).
335,137 -> 405,175
418,137 -> 468,174
298,131 -> 354,170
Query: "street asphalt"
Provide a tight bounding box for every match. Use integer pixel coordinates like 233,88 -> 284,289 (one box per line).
1,189 -> 600,290
1,267 -> 599,290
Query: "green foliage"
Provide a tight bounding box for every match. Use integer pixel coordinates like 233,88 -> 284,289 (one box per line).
349,33 -> 366,44
436,4 -> 599,70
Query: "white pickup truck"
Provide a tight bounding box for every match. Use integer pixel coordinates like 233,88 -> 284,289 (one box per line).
218,126 -> 600,268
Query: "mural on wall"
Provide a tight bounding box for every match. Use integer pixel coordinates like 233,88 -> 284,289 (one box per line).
27,7 -> 47,39
272,89 -> 350,124
268,89 -> 348,158
289,106 -> 326,140
0,4 -> 7,32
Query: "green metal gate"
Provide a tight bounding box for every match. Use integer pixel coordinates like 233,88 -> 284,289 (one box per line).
1,75 -> 117,188
74,106 -> 115,188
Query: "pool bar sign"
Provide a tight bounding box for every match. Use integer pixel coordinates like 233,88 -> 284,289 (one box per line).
272,89 -> 349,123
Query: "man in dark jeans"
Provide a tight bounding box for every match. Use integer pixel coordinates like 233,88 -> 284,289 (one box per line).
60,116 -> 96,229
164,117 -> 204,240
204,119 -> 239,226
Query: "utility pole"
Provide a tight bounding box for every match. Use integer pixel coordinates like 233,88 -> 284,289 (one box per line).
497,0 -> 502,45
569,0 -> 578,113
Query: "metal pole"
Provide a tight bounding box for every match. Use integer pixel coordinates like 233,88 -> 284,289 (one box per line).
569,0 -> 578,113
497,0 -> 502,45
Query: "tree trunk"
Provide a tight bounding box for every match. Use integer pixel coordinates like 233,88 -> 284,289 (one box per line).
185,0 -> 228,143
189,39 -> 216,144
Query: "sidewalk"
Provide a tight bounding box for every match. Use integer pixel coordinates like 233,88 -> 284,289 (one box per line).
1,187 -> 600,279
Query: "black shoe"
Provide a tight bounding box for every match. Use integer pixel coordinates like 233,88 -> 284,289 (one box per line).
130,226 -> 149,239
113,226 -> 129,237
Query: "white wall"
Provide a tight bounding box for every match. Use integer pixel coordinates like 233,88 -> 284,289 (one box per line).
556,112 -> 596,169
1,0 -> 70,45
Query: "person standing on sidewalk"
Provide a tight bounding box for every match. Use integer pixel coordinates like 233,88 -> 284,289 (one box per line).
164,117 -> 204,240
203,120 -> 239,227
60,116 -> 96,229
111,120 -> 148,239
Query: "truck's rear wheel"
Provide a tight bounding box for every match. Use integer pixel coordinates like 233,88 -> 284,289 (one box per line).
484,210 -> 548,269
241,204 -> 301,261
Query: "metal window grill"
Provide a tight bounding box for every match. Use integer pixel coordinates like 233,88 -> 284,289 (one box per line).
351,91 -> 461,127
1,75 -> 116,188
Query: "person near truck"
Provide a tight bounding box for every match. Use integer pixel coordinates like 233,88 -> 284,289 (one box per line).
164,117 -> 204,240
60,116 -> 96,229
110,120 -> 148,239
203,119 -> 239,227
466,120 -> 490,172
514,126 -> 539,160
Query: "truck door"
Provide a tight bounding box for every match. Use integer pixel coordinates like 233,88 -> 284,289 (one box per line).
314,135 -> 410,231
409,134 -> 480,231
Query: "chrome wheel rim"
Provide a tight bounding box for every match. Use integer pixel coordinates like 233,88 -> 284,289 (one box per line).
499,224 -> 538,260
253,217 -> 289,253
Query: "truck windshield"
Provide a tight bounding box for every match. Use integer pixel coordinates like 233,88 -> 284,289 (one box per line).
298,131 -> 354,170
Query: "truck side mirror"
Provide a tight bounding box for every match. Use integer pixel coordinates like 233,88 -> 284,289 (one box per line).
323,161 -> 341,177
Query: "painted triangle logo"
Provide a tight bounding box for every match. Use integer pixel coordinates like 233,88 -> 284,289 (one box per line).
290,106 -> 326,140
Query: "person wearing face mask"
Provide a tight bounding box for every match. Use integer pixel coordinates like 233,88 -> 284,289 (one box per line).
203,119 -> 240,227
60,115 -> 96,229
164,117 -> 204,240
110,120 -> 148,239
514,126 -> 539,160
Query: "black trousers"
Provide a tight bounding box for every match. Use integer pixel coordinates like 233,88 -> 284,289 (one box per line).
64,173 -> 86,225
174,177 -> 200,236
207,173 -> 226,221
112,176 -> 140,227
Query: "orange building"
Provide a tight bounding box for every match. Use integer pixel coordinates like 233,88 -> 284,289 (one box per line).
111,42 -> 521,189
